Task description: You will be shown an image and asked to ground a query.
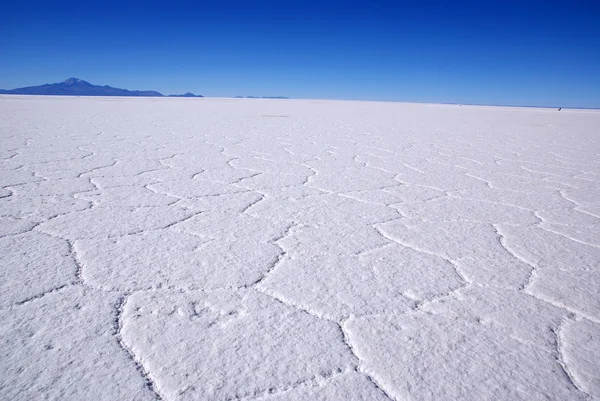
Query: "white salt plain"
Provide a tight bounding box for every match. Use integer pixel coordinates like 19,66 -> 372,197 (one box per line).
1,95 -> 599,400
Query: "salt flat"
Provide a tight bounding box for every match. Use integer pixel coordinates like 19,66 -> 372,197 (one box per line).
1,95 -> 599,401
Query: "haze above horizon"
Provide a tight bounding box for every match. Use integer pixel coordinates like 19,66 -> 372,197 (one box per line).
1,0 -> 599,108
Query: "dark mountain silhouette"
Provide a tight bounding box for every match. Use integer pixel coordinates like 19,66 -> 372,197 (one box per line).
0,78 -> 203,98
168,92 -> 203,98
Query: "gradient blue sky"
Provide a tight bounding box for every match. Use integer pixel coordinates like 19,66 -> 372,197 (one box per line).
1,0 -> 599,107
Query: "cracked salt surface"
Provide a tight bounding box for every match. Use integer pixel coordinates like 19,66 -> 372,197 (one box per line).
1,96 -> 599,400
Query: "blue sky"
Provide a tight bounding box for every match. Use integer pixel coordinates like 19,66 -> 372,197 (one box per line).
1,0 -> 599,107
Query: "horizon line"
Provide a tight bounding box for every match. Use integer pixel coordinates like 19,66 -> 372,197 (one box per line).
2,93 -> 599,111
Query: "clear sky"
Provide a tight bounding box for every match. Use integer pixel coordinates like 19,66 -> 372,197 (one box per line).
1,0 -> 599,107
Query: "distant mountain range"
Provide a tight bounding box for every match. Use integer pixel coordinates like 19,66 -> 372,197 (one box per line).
0,78 -> 203,98
168,92 -> 204,98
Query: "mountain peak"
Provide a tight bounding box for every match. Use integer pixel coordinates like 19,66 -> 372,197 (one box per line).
63,78 -> 89,85
0,78 -> 202,98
